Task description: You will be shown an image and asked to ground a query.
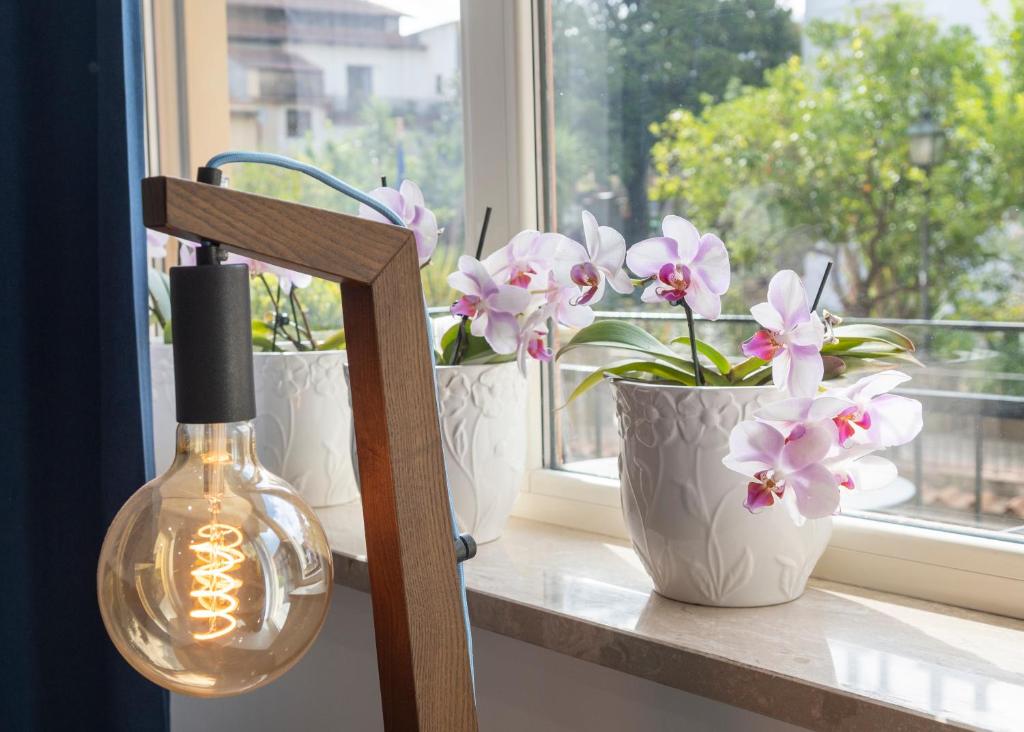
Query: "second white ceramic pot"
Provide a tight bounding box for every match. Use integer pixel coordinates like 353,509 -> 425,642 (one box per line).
612,380 -> 832,607
436,362 -> 528,544
252,350 -> 359,508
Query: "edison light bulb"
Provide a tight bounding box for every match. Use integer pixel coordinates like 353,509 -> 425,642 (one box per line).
98,254 -> 333,697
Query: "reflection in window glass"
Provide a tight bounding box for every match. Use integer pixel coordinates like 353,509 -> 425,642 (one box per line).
224,0 -> 463,316
548,0 -> 1024,538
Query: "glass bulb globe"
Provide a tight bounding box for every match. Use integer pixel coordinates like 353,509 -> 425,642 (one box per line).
97,421 -> 333,697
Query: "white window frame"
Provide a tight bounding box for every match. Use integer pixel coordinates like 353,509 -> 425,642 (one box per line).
460,0 -> 1024,620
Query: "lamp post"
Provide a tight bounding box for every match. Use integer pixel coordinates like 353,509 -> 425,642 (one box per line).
907,110 -> 945,337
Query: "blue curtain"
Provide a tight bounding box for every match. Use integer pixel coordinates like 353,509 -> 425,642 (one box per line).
0,2 -> 167,730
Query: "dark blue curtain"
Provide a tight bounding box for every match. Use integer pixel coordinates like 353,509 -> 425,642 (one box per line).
0,2 -> 168,730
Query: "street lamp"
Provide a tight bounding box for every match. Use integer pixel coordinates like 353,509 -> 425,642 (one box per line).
907,110 -> 944,337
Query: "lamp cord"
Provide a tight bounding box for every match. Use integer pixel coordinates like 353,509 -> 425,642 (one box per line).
204,151 -> 405,227
203,150 -> 476,692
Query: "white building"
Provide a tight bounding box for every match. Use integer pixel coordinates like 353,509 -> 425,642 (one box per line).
227,0 -> 459,151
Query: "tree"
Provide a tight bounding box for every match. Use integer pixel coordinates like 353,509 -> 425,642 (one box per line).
649,3 -> 1024,320
551,0 -> 800,243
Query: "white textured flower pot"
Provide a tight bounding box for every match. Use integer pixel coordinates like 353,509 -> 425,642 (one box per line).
436,362 -> 528,544
612,380 -> 832,607
253,350 -> 358,508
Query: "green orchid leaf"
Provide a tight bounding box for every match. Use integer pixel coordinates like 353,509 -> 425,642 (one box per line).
252,336 -> 276,352
316,328 -> 346,351
556,320 -> 694,371
730,356 -> 766,381
670,336 -> 732,376
832,324 -> 915,352
563,359 -> 695,406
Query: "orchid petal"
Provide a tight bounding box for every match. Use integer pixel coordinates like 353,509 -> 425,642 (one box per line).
484,311 -> 521,354
606,267 -> 634,294
744,481 -> 778,513
358,187 -> 404,224
581,210 -> 601,258
865,394 -> 923,447
639,280 -> 665,304
767,269 -> 811,330
595,226 -> 627,272
789,315 -> 825,348
788,463 -> 841,519
754,397 -> 816,423
781,421 -> 835,472
693,233 -> 730,294
661,215 -> 700,262
772,349 -> 792,392
490,284 -> 532,315
750,302 -> 784,332
626,237 -> 678,278
742,329 -> 781,361
785,344 -> 824,397
847,370 -> 913,402
727,420 -> 784,473
682,273 -> 721,320
845,455 -> 898,492
398,179 -> 425,209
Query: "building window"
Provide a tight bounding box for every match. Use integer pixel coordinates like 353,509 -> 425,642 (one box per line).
285,108 -> 311,138
347,65 -> 373,112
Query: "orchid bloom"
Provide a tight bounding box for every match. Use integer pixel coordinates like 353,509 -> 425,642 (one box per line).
358,180 -> 439,266
625,215 -> 730,320
448,255 -> 532,354
724,418 -> 841,519
534,270 -> 595,329
742,270 -> 825,397
556,211 -> 633,305
483,231 -> 565,288
829,371 -> 923,448
515,310 -> 552,374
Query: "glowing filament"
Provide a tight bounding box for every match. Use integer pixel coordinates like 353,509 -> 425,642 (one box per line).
189,522 -> 245,641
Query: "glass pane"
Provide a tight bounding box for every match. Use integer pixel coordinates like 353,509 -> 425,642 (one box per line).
547,0 -> 1024,540
225,0 -> 463,319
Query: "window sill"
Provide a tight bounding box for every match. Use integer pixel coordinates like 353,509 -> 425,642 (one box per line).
515,468 -> 1024,619
318,501 -> 1024,732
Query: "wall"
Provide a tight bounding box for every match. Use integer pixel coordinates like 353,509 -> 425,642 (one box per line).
173,586 -> 799,732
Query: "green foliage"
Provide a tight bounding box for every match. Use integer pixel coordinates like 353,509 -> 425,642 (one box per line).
556,318 -> 918,403
436,321 -> 514,366
551,0 -> 800,242
649,3 -> 1024,321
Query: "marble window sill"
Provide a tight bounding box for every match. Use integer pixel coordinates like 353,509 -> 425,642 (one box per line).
317,502 -> 1024,732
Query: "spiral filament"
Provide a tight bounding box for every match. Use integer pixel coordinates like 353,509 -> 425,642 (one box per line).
189,521 -> 245,641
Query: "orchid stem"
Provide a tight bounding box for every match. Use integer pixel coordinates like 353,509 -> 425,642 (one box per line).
681,301 -> 704,386
259,273 -> 280,352
290,287 -> 317,350
452,206 -> 494,365
812,261 -> 833,312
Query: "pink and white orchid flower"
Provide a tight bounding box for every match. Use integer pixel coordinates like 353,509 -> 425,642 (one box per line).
483,231 -> 565,288
625,215 -> 730,319
724,418 -> 841,519
448,255 -> 532,354
533,270 -> 595,329
742,270 -> 825,397
556,211 -> 633,305
828,370 -> 923,448
515,310 -> 552,374
358,180 -> 439,266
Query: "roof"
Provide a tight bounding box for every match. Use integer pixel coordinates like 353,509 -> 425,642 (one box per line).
229,45 -> 322,72
228,0 -> 398,16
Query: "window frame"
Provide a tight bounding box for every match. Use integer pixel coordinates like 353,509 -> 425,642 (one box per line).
466,0 -> 1024,620
147,0 -> 1024,619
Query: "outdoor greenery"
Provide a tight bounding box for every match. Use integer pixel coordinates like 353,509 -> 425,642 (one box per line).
648,2 -> 1024,322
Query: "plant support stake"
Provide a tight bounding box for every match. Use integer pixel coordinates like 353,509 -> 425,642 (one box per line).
452,206 -> 493,365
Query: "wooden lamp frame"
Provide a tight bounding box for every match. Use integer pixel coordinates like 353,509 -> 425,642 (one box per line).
142,175 -> 478,731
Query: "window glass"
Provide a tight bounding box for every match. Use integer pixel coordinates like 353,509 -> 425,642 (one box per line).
223,0 -> 464,321
547,0 -> 1024,539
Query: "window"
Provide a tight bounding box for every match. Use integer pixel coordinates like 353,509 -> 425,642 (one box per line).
544,0 -> 1024,545
346,65 -> 373,112
285,108 -> 311,138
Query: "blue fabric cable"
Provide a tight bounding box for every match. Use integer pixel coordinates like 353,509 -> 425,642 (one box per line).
204,151 -> 476,690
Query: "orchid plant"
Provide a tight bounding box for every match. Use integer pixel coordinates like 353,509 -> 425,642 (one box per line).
434,208 -> 634,372
551,213 -> 924,522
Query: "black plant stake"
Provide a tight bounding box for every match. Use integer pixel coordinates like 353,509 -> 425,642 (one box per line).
812,261 -> 833,312
381,175 -> 388,188
452,206 -> 493,365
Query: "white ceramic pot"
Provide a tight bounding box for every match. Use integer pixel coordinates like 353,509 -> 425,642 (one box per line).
253,350 -> 358,508
612,380 -> 832,607
436,363 -> 527,544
